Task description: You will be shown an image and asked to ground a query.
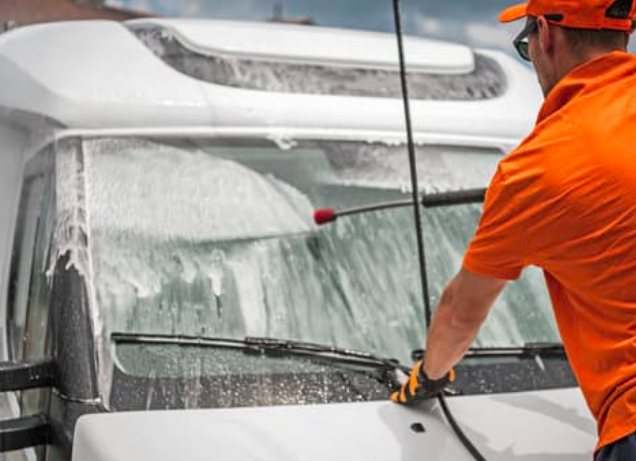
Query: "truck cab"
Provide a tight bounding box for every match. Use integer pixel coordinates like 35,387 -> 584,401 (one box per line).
0,19 -> 595,461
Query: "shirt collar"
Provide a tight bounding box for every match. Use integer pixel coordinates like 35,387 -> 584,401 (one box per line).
536,51 -> 636,124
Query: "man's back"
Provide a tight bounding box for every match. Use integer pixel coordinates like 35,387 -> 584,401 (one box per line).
463,51 -> 636,449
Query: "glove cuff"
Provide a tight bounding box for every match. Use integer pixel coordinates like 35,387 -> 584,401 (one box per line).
417,363 -> 454,388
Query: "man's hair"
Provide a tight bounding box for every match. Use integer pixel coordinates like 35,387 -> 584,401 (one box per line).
560,0 -> 632,54
561,27 -> 629,54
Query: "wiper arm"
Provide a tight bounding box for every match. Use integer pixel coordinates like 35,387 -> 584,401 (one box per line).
243,336 -> 409,371
314,188 -> 486,225
466,342 -> 565,357
112,332 -> 409,374
412,342 -> 565,361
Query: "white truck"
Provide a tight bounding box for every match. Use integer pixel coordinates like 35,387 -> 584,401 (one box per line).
0,18 -> 596,461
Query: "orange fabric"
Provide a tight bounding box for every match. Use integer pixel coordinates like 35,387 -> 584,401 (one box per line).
463,52 -> 636,451
499,3 -> 527,22
390,361 -> 421,403
498,0 -> 635,30
409,361 -> 422,396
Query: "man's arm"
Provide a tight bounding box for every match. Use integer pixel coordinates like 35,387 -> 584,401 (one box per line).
423,267 -> 508,380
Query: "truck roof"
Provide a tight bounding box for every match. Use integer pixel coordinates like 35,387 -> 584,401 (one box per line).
0,19 -> 541,141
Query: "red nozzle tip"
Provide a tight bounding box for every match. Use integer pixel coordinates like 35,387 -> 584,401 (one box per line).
314,208 -> 337,225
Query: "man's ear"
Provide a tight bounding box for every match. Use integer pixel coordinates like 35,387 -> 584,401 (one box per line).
537,16 -> 554,56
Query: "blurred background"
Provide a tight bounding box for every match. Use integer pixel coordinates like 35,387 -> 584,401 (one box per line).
0,0 -> 526,55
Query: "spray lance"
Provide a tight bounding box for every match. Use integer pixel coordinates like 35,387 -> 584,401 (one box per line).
314,188 -> 486,225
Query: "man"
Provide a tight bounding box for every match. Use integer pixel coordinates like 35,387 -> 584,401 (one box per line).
391,0 -> 636,459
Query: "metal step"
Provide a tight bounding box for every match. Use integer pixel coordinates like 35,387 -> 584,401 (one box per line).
0,415 -> 49,452
0,359 -> 55,392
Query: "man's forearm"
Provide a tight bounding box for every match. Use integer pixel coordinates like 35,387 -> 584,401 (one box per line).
422,269 -> 507,380
423,293 -> 483,380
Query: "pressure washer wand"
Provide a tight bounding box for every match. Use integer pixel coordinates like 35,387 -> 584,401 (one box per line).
314,188 -> 486,226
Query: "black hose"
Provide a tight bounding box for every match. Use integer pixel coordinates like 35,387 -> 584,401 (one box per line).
391,0 -> 433,329
390,1 -> 489,460
439,395 -> 488,461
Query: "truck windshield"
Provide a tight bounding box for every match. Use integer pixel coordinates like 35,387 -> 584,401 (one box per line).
59,136 -> 562,406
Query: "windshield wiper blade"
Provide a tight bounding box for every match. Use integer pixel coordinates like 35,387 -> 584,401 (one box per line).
112,332 -> 409,373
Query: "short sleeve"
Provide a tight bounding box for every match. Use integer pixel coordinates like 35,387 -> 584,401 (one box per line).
463,165 -> 530,280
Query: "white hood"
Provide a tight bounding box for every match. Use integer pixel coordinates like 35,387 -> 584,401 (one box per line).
73,387 -> 596,461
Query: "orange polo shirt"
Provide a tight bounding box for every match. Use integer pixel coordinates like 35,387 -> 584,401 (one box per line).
463,51 -> 636,451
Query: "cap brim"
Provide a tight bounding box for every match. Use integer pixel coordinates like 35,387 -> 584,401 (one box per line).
498,3 -> 528,23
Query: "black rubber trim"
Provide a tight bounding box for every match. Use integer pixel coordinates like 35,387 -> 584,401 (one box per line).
0,415 -> 50,452
0,358 -> 56,392
421,188 -> 486,208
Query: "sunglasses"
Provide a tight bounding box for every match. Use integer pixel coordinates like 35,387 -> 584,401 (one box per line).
513,19 -> 537,61
513,14 -> 564,62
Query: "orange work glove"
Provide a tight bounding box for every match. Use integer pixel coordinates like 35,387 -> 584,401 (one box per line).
390,360 -> 455,405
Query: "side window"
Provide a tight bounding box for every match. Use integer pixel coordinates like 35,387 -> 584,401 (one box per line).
7,165 -> 45,360
6,151 -> 55,414
22,158 -> 55,363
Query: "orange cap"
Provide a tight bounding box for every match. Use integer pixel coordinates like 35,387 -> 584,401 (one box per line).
499,0 -> 636,30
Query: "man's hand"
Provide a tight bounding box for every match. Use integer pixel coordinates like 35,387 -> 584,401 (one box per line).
390,360 -> 455,405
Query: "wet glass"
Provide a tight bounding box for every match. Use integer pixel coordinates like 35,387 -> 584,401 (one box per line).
60,136 -> 560,375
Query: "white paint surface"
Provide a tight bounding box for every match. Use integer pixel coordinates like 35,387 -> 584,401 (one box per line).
128,19 -> 475,73
0,20 -> 541,139
73,388 -> 596,461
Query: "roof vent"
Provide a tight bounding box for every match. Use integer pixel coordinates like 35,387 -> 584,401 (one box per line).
131,25 -> 507,101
